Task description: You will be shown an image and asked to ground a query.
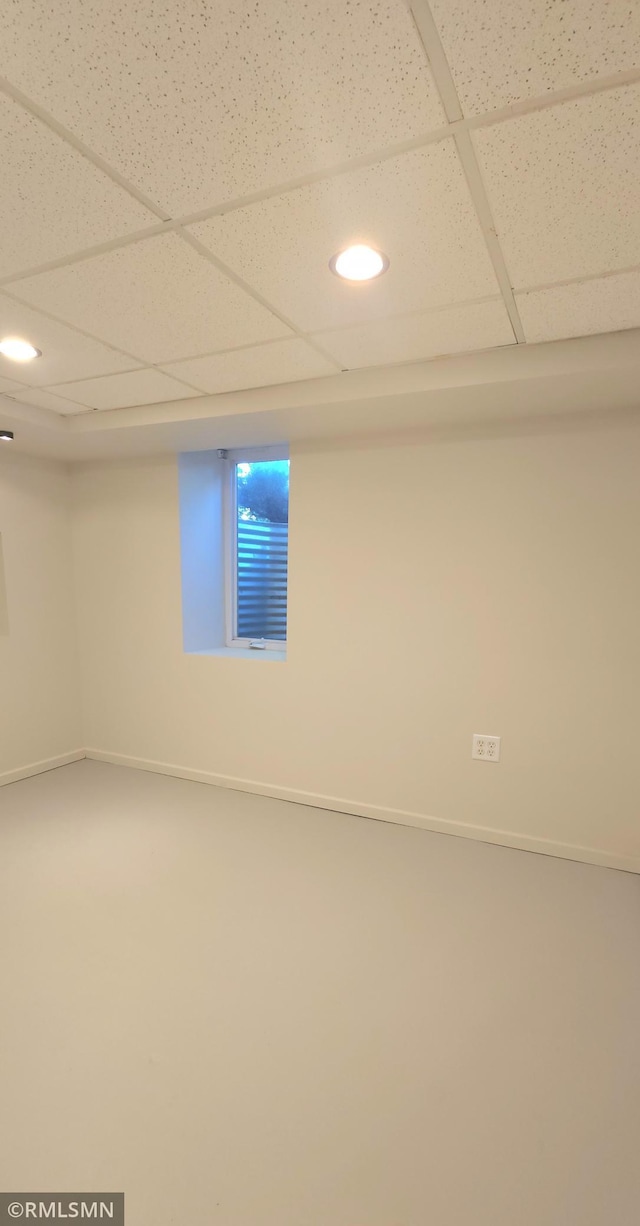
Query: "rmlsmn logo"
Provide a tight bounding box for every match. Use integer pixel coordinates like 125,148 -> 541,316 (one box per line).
0,1198 -> 124,1225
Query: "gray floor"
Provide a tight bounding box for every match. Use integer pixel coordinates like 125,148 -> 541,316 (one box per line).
1,760 -> 639,1226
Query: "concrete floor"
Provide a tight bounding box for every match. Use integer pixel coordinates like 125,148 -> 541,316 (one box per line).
1,759 -> 639,1226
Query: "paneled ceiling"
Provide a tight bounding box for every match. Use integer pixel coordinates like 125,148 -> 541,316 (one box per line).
0,0 -> 638,419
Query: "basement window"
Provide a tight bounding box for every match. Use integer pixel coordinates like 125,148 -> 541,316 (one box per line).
178,446 -> 289,659
223,447 -> 289,650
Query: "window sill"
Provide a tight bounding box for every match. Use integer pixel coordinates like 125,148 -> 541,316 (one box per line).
190,646 -> 287,662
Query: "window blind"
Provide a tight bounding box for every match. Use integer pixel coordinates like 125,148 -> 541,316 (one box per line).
236,519 -> 288,641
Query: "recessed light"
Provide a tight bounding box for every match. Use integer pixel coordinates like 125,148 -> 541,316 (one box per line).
329,244 -> 389,282
0,430 -> 14,441
0,337 -> 42,362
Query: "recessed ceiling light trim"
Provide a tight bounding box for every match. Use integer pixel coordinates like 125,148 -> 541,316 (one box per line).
329,244 -> 389,283
0,337 -> 42,362
0,430 -> 15,441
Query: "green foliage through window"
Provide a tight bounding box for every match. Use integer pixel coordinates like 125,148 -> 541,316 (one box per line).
236,460 -> 289,524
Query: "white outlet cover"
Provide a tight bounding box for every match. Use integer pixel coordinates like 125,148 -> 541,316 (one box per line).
472,734 -> 501,762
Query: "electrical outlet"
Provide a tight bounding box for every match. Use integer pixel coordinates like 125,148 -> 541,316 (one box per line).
472,734 -> 501,762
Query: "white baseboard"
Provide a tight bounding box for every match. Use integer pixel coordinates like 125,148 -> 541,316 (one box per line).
0,749 -> 85,788
3,748 -> 635,875
84,748 -> 640,875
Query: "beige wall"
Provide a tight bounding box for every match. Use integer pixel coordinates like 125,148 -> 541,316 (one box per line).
71,414 -> 640,870
0,451 -> 80,778
2,424 -> 640,1223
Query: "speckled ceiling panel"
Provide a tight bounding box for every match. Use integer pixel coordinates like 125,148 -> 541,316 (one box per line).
517,269 -> 640,343
429,0 -> 640,116
315,299 -> 515,368
0,376 -> 22,396
190,141 -> 500,333
51,368 -> 201,410
0,94 -> 154,279
0,0 -> 445,217
474,85 -> 640,289
5,387 -> 89,415
163,338 -> 337,395
8,234 -> 290,364
0,294 -> 141,385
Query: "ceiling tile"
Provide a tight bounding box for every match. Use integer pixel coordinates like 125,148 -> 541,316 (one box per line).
517,270 -> 640,344
0,294 -> 141,385
0,93 -> 154,280
0,1 -> 445,217
191,142 -> 500,333
315,300 -> 515,368
0,375 -> 23,395
430,0 -> 640,116
9,234 -> 290,364
474,85 -> 640,289
51,368 -> 201,411
163,338 -> 338,395
5,387 -> 89,415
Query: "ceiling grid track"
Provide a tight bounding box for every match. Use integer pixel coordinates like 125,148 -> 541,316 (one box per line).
179,231 -> 344,373
409,0 -> 526,344
0,284 -> 209,405
0,76 -> 171,222
0,286 -> 164,376
1,61 -> 638,295
464,65 -> 640,131
0,224 -> 172,290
